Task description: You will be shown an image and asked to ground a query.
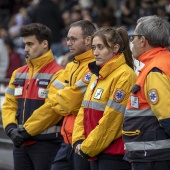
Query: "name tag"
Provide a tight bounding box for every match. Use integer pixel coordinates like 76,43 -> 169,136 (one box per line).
130,96 -> 139,108
38,88 -> 47,98
14,87 -> 23,96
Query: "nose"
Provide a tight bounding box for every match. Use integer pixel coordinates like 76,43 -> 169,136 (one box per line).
24,45 -> 28,52
93,48 -> 99,56
66,41 -> 72,47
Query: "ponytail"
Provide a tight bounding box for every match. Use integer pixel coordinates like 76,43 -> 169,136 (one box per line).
116,27 -> 134,70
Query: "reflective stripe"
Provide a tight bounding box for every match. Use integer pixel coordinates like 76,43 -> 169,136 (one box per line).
125,139 -> 170,151
83,100 -> 106,111
34,73 -> 54,80
52,79 -> 65,89
6,87 -> 15,95
125,108 -> 154,117
18,125 -> 61,134
16,72 -> 28,79
15,72 -> 53,80
75,80 -> 87,94
107,99 -> 126,114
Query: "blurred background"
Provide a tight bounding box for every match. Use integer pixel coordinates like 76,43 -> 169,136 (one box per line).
0,0 -> 170,169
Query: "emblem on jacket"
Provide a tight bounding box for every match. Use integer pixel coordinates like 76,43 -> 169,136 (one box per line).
94,88 -> 103,100
114,89 -> 126,103
130,96 -> 139,108
82,72 -> 92,84
38,88 -> 48,98
148,89 -> 159,104
14,87 -> 23,96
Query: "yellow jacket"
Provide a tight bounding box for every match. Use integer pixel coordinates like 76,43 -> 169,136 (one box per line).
2,50 -> 63,140
72,53 -> 137,158
48,50 -> 95,144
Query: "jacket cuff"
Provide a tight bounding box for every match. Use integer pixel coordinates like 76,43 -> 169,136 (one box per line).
73,140 -> 84,150
80,149 -> 91,159
5,123 -> 17,136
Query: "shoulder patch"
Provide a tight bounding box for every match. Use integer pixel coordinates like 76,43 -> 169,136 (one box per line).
82,72 -> 92,84
148,89 -> 159,104
114,89 -> 126,103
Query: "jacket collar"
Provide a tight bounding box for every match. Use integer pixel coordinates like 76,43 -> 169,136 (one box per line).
89,53 -> 126,79
26,50 -> 54,69
74,50 -> 94,62
138,47 -> 167,65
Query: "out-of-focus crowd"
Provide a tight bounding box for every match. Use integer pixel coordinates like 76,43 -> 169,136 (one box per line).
0,0 -> 170,79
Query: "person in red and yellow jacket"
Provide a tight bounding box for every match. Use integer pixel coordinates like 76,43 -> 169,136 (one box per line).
2,23 -> 63,170
48,20 -> 96,170
122,15 -> 170,170
72,27 -> 137,170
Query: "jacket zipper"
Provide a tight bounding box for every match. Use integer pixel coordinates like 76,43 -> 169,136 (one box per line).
22,61 -> 34,124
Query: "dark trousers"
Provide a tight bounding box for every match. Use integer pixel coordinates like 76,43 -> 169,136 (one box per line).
51,142 -> 90,170
132,161 -> 170,170
90,158 -> 131,170
13,140 -> 61,170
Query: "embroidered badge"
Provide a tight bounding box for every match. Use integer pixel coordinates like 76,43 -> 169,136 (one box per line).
148,89 -> 159,104
114,89 -> 126,103
82,72 -> 92,84
94,88 -> 103,100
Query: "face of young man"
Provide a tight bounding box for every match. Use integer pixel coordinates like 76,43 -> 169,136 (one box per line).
66,26 -> 87,56
23,35 -> 48,60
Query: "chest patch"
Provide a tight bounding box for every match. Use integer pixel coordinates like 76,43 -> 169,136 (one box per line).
82,72 -> 91,84
114,89 -> 126,103
38,88 -> 48,98
94,88 -> 103,100
148,89 -> 159,104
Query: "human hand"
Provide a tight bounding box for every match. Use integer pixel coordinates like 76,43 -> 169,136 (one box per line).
9,128 -> 24,147
75,144 -> 83,157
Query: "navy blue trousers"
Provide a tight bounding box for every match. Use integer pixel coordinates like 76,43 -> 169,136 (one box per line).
132,161 -> 170,170
13,140 -> 61,170
51,143 -> 90,170
90,158 -> 131,170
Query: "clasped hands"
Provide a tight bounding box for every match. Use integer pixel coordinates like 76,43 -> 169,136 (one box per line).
8,128 -> 30,147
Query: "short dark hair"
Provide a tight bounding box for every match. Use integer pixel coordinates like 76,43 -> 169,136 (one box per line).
20,23 -> 52,49
70,20 -> 96,38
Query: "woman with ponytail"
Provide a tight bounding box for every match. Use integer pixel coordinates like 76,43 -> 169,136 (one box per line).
72,26 -> 137,170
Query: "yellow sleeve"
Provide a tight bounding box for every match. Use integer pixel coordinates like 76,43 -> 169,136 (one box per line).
145,71 -> 170,135
48,69 -> 71,116
72,105 -> 85,145
2,70 -> 19,131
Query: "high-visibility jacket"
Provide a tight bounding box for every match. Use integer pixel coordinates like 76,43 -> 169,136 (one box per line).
72,53 -> 137,158
123,47 -> 170,162
2,50 -> 63,140
48,50 -> 95,144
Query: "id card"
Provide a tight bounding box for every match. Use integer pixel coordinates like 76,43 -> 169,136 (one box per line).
38,88 -> 47,98
130,96 -> 139,108
14,87 -> 23,96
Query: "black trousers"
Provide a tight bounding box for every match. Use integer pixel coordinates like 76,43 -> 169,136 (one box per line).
90,158 -> 131,170
132,161 -> 170,170
13,140 -> 61,170
51,142 -> 90,170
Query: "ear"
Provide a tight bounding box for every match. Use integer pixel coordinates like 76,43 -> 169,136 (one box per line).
113,44 -> 120,53
85,36 -> 91,46
42,40 -> 48,49
140,36 -> 147,48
